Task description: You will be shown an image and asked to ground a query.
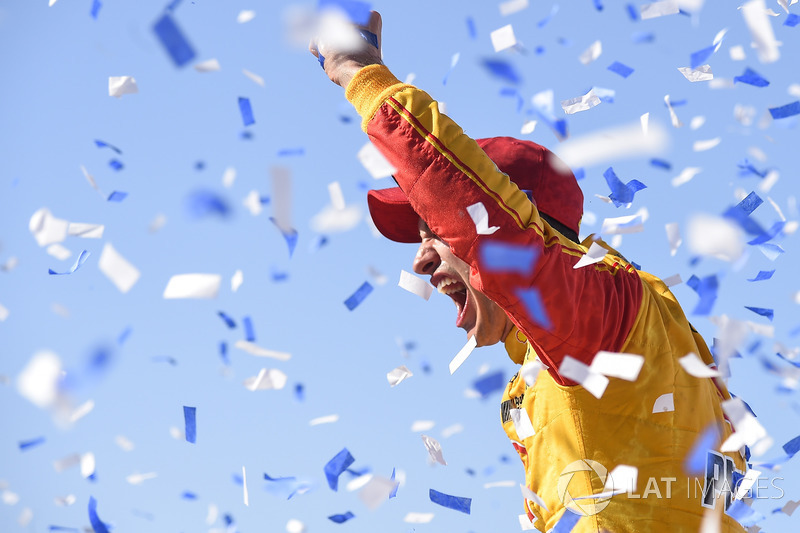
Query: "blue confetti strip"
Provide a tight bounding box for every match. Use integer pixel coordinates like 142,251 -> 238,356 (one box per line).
238,97 -> 255,126
328,511 -> 355,524
219,341 -> 230,365
271,265 -> 289,282
269,218 -> 299,257
479,241 -> 538,274
748,221 -> 785,245
631,31 -> 655,44
745,306 -> 774,321
88,497 -> 110,533
472,370 -> 505,398
194,161 -> 205,171
516,287 -> 552,330
324,448 -> 355,490
769,101 -> 800,119
217,311 -> 237,329
553,509 -> 582,532
783,435 -> 800,456
186,189 -> 231,219
294,383 -> 305,401
264,472 -> 297,482
108,159 -> 124,171
429,489 -> 471,514
626,3 -> 638,20
152,13 -> 196,68
49,527 -> 79,532
90,0 -> 102,19
117,326 -> 133,345
593,0 -> 603,11
723,191 -> 765,235
737,158 -> 768,178
607,61 -> 634,78
243,316 -> 255,342
344,281 -> 373,311
181,491 -> 198,499
650,158 -> 672,170
573,168 -> 585,181
537,5 -> 559,27
686,274 -> 718,316
690,45 -> 715,69
166,0 -> 183,12
318,0 -> 371,24
684,424 -> 718,474
603,167 -> 646,207
184,406 -> 196,444
107,191 -> 128,202
734,67 -> 769,87
389,468 -> 399,498
94,139 -> 121,154
49,250 -> 90,276
19,436 -> 46,451
785,13 -> 799,27
465,16 -> 477,39
481,59 -> 522,84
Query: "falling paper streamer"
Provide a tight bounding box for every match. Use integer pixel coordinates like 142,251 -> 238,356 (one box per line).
665,223 -> 681,256
344,281 -> 373,310
554,122 -> 668,169
68,223 -> 104,238
18,436 -> 46,451
640,0 -> 680,19
184,406 -> 196,443
126,472 -> 157,485
286,519 -> 306,533
421,434 -> 447,465
30,208 -> 68,246
664,94 -> 683,127
720,398 -> 769,453
194,58 -> 221,72
328,511 -> 355,524
467,202 -> 500,235
108,76 -> 138,97
559,356 -> 609,398
234,340 -> 291,361
357,142 -> 396,179
0,303 -> 9,322
386,365 -> 413,387
520,483 -> 549,511
600,208 -> 649,235
404,512 -> 434,523
88,497 -> 110,533
237,10 -> 256,23
81,452 -> 96,478
47,244 -> 71,261
238,97 -> 255,126
429,489 -> 471,514
244,368 -> 288,391
561,90 -> 601,115
324,448 -> 355,491
769,101 -> 800,119
152,13 -> 196,67
678,353 -> 721,378
520,120 -> 537,134
671,167 -> 702,187
490,24 -> 517,52
310,414 -> 339,426
579,40 -> 602,65
510,408 -> 535,439
678,65 -> 713,82
653,392 -> 675,413
449,336 -> 477,374
607,61 -> 634,78
98,243 -> 140,293
243,69 -> 265,87
573,242 -> 607,269
411,420 -> 435,432
499,0 -> 529,15
49,250 -> 90,275
359,476 -> 399,510
163,274 -> 221,299
734,67 -> 769,87
589,351 -> 644,381
687,215 -> 743,261
741,0 -> 780,63
242,466 -> 249,506
693,138 -> 721,152
398,270 -> 433,300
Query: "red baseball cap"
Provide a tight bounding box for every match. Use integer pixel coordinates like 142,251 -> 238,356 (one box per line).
366,136 -> 583,243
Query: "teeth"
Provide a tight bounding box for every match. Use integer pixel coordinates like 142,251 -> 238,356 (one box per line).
437,278 -> 462,295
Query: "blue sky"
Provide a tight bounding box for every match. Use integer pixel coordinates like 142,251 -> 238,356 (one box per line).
1,0 -> 800,532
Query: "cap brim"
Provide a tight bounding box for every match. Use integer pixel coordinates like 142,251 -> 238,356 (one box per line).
367,187 -> 421,243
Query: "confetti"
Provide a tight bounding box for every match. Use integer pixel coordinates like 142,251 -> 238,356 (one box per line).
398,270 -> 433,300
603,167 -> 646,207
579,40 -> 602,65
600,208 -> 649,235
359,476 -> 398,509
607,61 -> 634,78
664,94 -> 683,127
734,67 -> 770,87
19,436 -> 46,451
108,76 -> 138,97
94,139 -> 121,153
80,452 -> 95,478
0,303 -> 9,322
561,89 -> 602,115
745,306 -> 774,321
242,69 -> 265,87
466,202 -> 500,235
152,13 -> 196,67
499,0 -> 529,16
741,0 -> 780,63
640,0 -> 680,18
421,434 -> 447,465
238,97 -> 255,126
589,351 -> 644,381
554,121 -> 668,169
48,250 -> 89,276
510,409 -> 535,439
480,59 -> 521,85
679,352 -> 721,378
404,512 -> 434,523
244,368 -> 288,391
490,24 -> 517,52
693,138 -> 721,152
194,58 -> 221,72
87,497 -> 110,533
516,288 -> 551,330
344,281 -> 373,310
98,243 -> 140,293
357,142 -> 396,179
310,414 -> 339,425
473,370 -> 505,397
769,101 -> 800,119
479,241 -> 538,274
687,215 -> 743,262
672,167 -> 702,187
328,511 -> 354,523
720,397 -> 769,453
325,448 -> 355,491
665,222 -> 682,256
106,191 -> 128,202
678,65 -> 713,82
163,274 -> 221,299
559,356 -> 609,398
449,336 -> 477,374
184,406 -> 196,443
386,365 -> 413,387
429,489 -> 471,514
653,392 -> 675,413
234,340 -> 291,361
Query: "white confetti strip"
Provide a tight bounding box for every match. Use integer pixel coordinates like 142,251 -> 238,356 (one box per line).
411,420 -> 435,432
404,512 -> 434,524
163,274 -> 221,299
499,0 -> 529,15
357,141 -> 396,179
555,122 -> 668,170
68,223 -> 104,238
687,215 -> 744,261
561,89 -> 602,115
237,10 -> 256,23
126,472 -> 157,485
653,392 -> 675,413
243,190 -> 263,216
441,423 -> 464,438
467,202 -> 500,235
358,476 -> 399,509
235,340 -> 291,361
386,365 -> 414,387
734,469 -> 762,500
449,336 -> 477,374
678,353 -> 721,378
720,398 -> 770,454
693,137 -> 721,152
520,483 -> 549,511
601,208 -> 649,235
662,274 -> 682,287
579,40 -> 602,65
108,76 -> 138,97
640,0 -> 680,19
242,69 -> 265,87
484,480 -> 515,488
421,434 -> 447,465
99,243 -> 141,294
729,45 -> 746,60
573,242 -> 607,269
69,399 -> 94,423
510,408 -> 535,439
520,360 -> 544,387
222,166 -> 236,187
80,452 -> 95,478
17,351 -> 61,408
46,244 -> 71,260
671,166 -> 702,187
53,454 -> 80,472
490,24 -> 517,52
690,116 -> 706,130
54,495 -> 76,506
194,58 -> 221,72
398,270 -> 433,300
741,0 -> 780,63
0,303 -> 9,322
115,435 -> 135,451
664,94 -> 683,127
590,351 -> 644,381
29,208 -> 68,247
665,222 -> 682,256
244,368 -> 288,391
328,181 -> 346,210
520,120 -> 537,134
559,356 -> 609,398
242,466 -> 249,506
678,65 -> 713,82
604,465 -> 638,494
286,519 -> 306,533
231,269 -> 244,292
309,414 -> 339,426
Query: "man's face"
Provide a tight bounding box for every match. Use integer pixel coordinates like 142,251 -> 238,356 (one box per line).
412,219 -> 512,347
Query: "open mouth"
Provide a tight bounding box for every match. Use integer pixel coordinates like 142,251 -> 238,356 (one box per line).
437,278 -> 469,328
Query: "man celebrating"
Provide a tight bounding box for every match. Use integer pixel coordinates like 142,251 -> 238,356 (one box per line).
312,10 -> 746,532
